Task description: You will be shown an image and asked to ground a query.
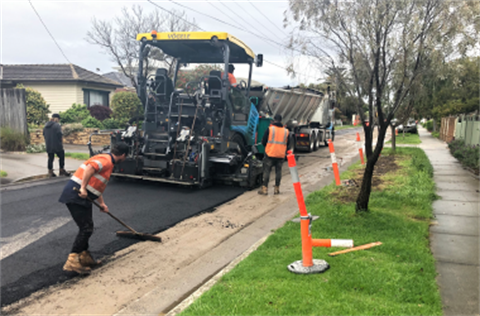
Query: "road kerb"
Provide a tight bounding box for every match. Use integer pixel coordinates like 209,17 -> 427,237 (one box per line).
164,234 -> 271,316
160,156 -> 361,316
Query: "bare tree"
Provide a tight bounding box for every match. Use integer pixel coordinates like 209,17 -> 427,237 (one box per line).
86,5 -> 198,90
286,0 -> 479,212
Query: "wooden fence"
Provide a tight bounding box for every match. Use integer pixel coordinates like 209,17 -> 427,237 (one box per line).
440,112 -> 480,146
0,88 -> 28,136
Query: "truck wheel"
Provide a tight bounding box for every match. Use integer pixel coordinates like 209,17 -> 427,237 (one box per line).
314,134 -> 321,151
230,133 -> 247,158
309,136 -> 315,152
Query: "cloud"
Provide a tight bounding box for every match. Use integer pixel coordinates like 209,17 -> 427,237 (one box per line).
1,1 -> 322,87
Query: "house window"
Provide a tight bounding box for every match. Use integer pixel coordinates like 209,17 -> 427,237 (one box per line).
83,89 -> 109,107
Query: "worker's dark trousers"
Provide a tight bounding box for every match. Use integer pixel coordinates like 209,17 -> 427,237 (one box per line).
66,203 -> 94,253
263,156 -> 284,187
47,150 -> 65,170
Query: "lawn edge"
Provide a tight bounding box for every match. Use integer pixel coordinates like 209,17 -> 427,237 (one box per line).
166,234 -> 272,316
163,155 -> 363,316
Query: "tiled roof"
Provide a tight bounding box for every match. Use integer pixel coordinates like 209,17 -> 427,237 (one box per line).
102,71 -> 135,87
0,64 -> 123,87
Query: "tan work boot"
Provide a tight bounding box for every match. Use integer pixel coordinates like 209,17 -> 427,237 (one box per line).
48,169 -> 57,178
59,168 -> 71,176
258,186 -> 268,195
274,186 -> 280,195
63,253 -> 91,274
79,250 -> 101,268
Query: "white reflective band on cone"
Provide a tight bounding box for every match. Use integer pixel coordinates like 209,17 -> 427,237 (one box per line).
330,153 -> 337,164
331,239 -> 354,248
289,166 -> 300,183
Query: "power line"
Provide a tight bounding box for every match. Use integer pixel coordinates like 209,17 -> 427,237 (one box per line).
166,0 -> 288,51
28,0 -> 71,64
244,0 -> 288,40
166,0 -> 328,63
146,1 -> 322,82
207,1 -> 245,31
217,1 -> 279,43
264,59 -> 324,81
147,0 -> 206,31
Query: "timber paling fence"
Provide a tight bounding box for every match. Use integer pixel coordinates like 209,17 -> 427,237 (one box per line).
0,88 -> 28,136
440,112 -> 480,146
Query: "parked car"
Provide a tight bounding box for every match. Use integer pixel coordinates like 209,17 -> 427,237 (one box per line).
397,119 -> 417,134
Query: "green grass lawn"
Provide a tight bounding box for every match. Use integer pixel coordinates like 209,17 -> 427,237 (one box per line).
387,132 -> 422,145
335,124 -> 357,130
180,148 -> 441,316
64,152 -> 90,160
0,170 -> 7,178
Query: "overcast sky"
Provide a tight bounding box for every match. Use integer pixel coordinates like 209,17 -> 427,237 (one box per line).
1,0 -> 324,87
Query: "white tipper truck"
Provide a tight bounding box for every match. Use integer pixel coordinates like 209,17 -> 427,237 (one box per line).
251,85 -> 336,153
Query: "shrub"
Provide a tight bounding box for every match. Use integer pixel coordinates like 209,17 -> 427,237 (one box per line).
28,123 -> 44,132
62,123 -> 84,137
81,117 -> 104,129
26,143 -> 46,153
426,120 -> 433,132
448,139 -> 480,170
89,105 -> 112,121
59,104 -> 90,123
0,127 -> 27,151
102,118 -> 124,130
111,92 -> 142,124
16,85 -> 51,125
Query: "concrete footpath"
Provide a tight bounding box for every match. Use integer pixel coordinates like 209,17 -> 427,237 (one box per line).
0,144 -> 103,184
419,127 -> 480,315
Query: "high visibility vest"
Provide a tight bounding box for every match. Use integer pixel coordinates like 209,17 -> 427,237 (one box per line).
71,154 -> 114,197
265,125 -> 289,158
221,72 -> 237,85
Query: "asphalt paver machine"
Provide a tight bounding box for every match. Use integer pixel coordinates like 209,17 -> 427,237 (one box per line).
107,31 -> 265,188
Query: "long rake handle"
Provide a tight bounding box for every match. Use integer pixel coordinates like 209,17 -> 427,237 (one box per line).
73,187 -> 139,234
328,242 -> 382,257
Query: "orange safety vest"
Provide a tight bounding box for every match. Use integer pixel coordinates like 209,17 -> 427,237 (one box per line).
71,154 -> 115,197
265,125 -> 289,158
221,72 -> 237,85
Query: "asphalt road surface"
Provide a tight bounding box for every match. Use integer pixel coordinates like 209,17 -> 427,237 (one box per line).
0,127 -> 362,307
0,180 -> 244,307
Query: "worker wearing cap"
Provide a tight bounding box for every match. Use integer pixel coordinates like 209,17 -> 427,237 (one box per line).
43,113 -> 70,177
58,143 -> 129,274
258,114 -> 290,195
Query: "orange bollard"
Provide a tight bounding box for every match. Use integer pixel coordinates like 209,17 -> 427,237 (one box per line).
328,140 -> 341,185
395,128 -> 398,136
287,150 -> 313,267
286,150 -> 353,274
356,132 -> 365,165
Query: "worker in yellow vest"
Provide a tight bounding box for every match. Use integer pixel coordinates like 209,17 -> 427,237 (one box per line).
258,114 -> 290,195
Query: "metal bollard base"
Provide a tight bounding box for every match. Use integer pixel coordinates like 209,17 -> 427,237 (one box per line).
287,259 -> 330,274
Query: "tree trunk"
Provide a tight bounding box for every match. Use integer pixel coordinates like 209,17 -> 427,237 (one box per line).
356,124 -> 387,212
355,158 -> 375,212
391,124 -> 396,153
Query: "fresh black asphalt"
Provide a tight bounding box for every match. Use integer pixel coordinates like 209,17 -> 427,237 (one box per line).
0,127 -> 361,307
0,179 -> 244,307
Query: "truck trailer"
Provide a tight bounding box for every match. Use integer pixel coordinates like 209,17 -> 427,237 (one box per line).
90,31 -> 335,188
251,85 -> 336,152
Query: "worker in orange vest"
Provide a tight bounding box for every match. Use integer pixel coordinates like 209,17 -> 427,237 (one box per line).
258,114 -> 290,195
58,143 -> 129,274
221,64 -> 237,86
